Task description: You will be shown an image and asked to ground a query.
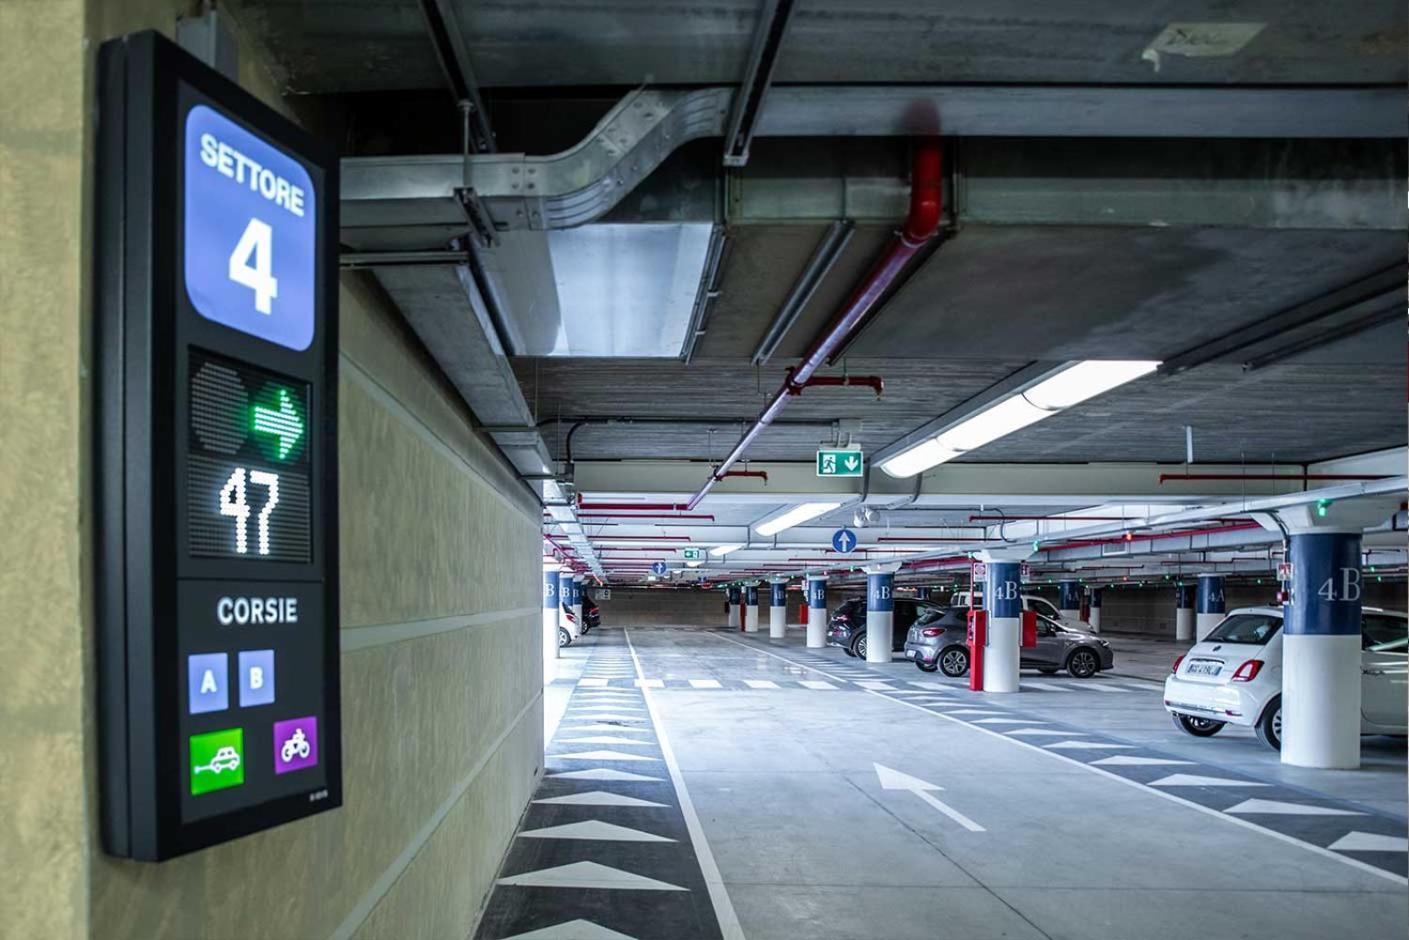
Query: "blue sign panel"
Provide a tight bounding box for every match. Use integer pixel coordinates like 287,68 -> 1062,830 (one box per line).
568,578 -> 581,606
771,581 -> 788,607
985,562 -> 1022,618
727,586 -> 741,604
185,105 -> 316,351
543,570 -> 559,609
1285,534 -> 1362,636
832,528 -> 858,554
1059,580 -> 1083,610
806,578 -> 827,608
867,572 -> 894,612
651,561 -> 669,576
745,585 -> 759,606
1196,575 -> 1226,615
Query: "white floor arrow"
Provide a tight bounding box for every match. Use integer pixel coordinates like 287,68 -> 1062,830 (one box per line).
519,820 -> 675,842
1225,799 -> 1364,817
548,768 -> 662,782
500,918 -> 640,940
1090,755 -> 1192,766
534,790 -> 668,808
497,860 -> 686,891
874,763 -> 985,832
1328,831 -> 1409,852
1149,773 -> 1267,788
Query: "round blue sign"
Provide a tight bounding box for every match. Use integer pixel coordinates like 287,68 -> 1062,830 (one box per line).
831,528 -> 858,554
651,561 -> 669,576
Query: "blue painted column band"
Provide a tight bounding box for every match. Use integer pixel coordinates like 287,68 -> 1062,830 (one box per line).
543,570 -> 560,609
1285,533 -> 1363,636
1175,584 -> 1193,609
745,585 -> 759,606
1196,575 -> 1225,615
1089,587 -> 1102,610
985,563 -> 1022,618
867,573 -> 894,612
771,581 -> 787,607
1059,580 -> 1082,610
568,578 -> 581,607
807,578 -> 827,608
727,586 -> 741,605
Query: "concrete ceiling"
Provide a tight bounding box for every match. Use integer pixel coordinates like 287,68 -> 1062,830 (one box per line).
232,1 -> 1407,93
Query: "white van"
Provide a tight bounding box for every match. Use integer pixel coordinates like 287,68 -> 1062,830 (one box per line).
949,591 -> 1083,629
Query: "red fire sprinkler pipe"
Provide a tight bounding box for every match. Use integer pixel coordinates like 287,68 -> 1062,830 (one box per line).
683,138 -> 944,511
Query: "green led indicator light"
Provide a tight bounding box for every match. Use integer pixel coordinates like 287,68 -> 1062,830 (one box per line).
1316,499 -> 1330,518
251,385 -> 305,460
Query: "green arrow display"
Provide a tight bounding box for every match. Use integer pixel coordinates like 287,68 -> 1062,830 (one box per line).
816,448 -> 864,477
252,387 -> 305,460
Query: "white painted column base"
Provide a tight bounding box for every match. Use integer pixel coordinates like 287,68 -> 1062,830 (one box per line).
1088,609 -> 1101,633
984,617 -> 1021,693
729,603 -> 741,630
769,606 -> 786,638
744,605 -> 759,632
1175,609 -> 1194,642
543,609 -> 559,676
807,606 -> 827,647
1282,634 -> 1362,769
1196,612 -> 1222,641
866,611 -> 893,663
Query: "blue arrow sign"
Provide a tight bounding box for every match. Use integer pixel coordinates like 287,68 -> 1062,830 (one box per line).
651,561 -> 669,576
832,528 -> 858,554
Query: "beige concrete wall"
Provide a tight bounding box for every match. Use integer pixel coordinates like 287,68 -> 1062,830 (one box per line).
599,587 -> 804,626
1,3 -> 543,938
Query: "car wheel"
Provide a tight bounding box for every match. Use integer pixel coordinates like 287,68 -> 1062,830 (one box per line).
1066,648 -> 1100,678
916,660 -> 938,673
939,646 -> 969,678
1172,713 -> 1226,737
1038,667 -> 1059,675
557,627 -> 571,648
852,635 -> 868,660
1255,697 -> 1282,751
842,645 -> 856,657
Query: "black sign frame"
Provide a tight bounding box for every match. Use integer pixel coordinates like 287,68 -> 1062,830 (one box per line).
96,31 -> 341,861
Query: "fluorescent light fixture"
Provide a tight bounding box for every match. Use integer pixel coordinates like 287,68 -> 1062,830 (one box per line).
686,560 -> 704,568
753,501 -> 844,537
709,544 -> 744,557
880,360 -> 1158,478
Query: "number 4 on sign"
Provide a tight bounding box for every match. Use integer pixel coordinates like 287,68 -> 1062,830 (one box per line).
229,218 -> 278,315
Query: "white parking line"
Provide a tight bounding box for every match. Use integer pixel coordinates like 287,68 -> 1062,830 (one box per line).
743,679 -> 779,689
626,630 -> 744,940
689,679 -> 723,689
799,680 -> 838,690
1022,682 -> 1073,692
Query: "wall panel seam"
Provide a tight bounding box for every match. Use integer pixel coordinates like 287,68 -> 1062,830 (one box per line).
341,607 -> 539,652
330,689 -> 542,940
339,352 -> 539,523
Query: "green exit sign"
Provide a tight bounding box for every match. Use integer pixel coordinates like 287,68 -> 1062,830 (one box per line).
817,449 -> 864,477
682,548 -> 703,560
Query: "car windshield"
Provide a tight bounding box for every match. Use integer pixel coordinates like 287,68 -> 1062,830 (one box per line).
1030,598 -> 1061,619
1363,613 -> 1408,651
836,599 -> 864,617
915,607 -> 951,626
1205,613 -> 1282,645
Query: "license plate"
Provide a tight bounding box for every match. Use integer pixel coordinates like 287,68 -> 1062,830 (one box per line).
1186,660 -> 1222,677
905,649 -> 917,659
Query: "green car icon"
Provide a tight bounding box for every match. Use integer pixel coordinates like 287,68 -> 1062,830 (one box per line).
190,728 -> 244,794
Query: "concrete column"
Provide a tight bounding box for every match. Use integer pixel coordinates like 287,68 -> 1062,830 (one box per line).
542,565 -> 561,673
983,561 -> 1023,692
727,586 -> 741,630
1282,531 -> 1365,769
1175,583 -> 1194,642
1058,579 -> 1083,622
805,574 -> 828,648
1195,574 -> 1226,640
1088,587 -> 1102,633
768,579 -> 789,638
567,575 -> 583,640
914,586 -> 929,601
744,582 -> 760,633
865,570 -> 894,663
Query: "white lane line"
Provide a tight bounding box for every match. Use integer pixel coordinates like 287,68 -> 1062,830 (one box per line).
799,680 -> 838,690
743,679 -> 779,689
689,679 -> 723,689
853,680 -> 895,690
626,630 -> 744,940
578,678 -> 609,687
1023,682 -> 1073,693
732,639 -> 1408,888
1081,682 -> 1131,693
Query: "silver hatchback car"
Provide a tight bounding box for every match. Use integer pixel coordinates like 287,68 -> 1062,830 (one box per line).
904,608 -> 1113,678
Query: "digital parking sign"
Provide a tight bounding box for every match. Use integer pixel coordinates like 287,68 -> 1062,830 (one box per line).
96,31 -> 340,860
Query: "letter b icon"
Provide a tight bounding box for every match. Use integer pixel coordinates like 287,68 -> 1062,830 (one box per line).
250,666 -> 264,690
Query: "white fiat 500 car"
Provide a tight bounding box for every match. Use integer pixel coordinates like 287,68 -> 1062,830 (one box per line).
1163,606 -> 1407,750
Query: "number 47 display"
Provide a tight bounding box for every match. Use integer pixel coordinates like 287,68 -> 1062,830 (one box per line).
229,218 -> 278,315
220,467 -> 280,555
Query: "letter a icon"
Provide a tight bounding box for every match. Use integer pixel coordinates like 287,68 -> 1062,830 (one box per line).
201,669 -> 218,694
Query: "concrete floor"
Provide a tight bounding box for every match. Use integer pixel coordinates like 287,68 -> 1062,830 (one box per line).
487,624 -> 1407,939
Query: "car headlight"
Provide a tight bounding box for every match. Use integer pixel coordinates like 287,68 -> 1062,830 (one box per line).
1098,640 -> 1110,647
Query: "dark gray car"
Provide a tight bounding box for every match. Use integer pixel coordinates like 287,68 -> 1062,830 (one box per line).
903,609 -> 1113,678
